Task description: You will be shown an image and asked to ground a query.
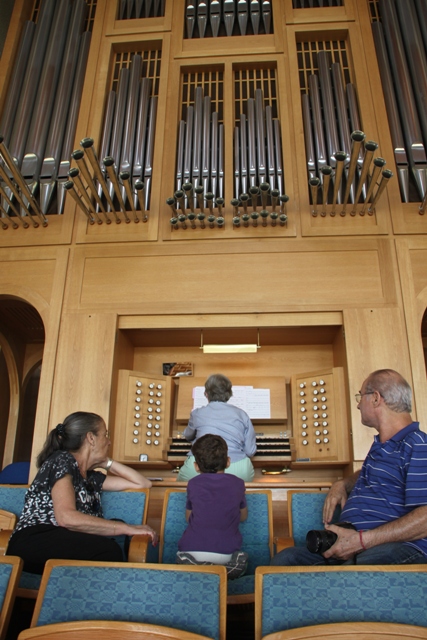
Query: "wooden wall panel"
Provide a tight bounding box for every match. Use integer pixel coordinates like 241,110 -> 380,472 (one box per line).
133,344 -> 335,382
396,239 -> 427,430
343,306 -> 413,462
64,238 -> 396,314
0,249 -> 59,312
49,312 -> 118,429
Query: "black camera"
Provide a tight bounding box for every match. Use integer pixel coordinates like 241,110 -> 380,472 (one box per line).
306,522 -> 356,554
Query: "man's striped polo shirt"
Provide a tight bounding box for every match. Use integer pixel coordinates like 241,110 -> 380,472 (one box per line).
340,422 -> 427,556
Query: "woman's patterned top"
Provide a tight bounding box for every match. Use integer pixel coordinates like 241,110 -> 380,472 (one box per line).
13,450 -> 105,533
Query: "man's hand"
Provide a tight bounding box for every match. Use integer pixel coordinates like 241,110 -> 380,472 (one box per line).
323,481 -> 348,525
322,524 -> 364,562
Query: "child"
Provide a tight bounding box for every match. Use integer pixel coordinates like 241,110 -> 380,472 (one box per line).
176,433 -> 248,579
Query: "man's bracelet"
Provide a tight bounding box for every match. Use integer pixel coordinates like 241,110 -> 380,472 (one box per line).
105,459 -> 114,471
359,529 -> 367,551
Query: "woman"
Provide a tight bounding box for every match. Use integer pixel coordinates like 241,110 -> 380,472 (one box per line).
177,374 -> 257,482
7,411 -> 157,574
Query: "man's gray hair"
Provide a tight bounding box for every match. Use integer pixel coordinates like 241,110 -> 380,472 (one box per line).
205,373 -> 233,402
365,369 -> 412,413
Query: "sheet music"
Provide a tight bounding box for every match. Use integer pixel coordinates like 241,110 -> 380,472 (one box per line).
227,385 -> 250,411
192,385 -> 271,418
192,386 -> 208,407
246,388 -> 270,418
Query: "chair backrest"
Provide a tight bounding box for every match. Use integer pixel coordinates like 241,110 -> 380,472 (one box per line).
0,485 -> 148,525
255,566 -> 427,640
18,620 -> 214,639
288,491 -> 340,547
0,486 -> 28,518
160,489 -> 273,574
0,555 -> 23,640
0,463 -> 30,485
101,489 -> 149,525
260,621 -> 427,640
31,560 -> 227,640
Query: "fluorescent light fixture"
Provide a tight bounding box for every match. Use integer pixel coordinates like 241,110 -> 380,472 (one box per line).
202,343 -> 258,354
200,330 -> 260,354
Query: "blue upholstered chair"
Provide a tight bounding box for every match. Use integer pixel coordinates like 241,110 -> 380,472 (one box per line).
0,485 -> 27,519
0,487 -> 150,598
0,486 -> 29,591
100,488 -> 152,562
275,490 -> 340,553
0,463 -> 30,485
0,555 -> 23,640
254,566 -> 427,640
28,559 -> 227,640
160,488 -> 273,604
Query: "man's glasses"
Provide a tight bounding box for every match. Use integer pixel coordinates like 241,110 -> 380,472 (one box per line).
355,392 -> 374,403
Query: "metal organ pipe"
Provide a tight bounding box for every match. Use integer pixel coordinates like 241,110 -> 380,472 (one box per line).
0,21 -> 35,147
8,0 -> 56,167
234,89 -> 285,203
21,0 -> 71,193
169,84 -> 287,229
73,56 -> 158,220
56,30 -> 92,215
301,50 -> 393,214
185,0 -> 272,38
372,21 -> 409,202
0,0 -> 92,223
379,0 -> 427,199
39,0 -> 88,214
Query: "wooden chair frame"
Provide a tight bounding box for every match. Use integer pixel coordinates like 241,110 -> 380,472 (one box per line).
0,509 -> 16,531
18,619 -> 214,640
0,555 -> 23,640
261,621 -> 427,640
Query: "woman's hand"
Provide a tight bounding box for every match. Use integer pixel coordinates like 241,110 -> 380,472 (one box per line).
128,524 -> 158,546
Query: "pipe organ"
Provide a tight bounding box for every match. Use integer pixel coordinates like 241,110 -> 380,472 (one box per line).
1,0 -> 427,482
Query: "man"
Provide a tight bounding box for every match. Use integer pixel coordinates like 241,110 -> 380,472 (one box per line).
271,369 -> 427,565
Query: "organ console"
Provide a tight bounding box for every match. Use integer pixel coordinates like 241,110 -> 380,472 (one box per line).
112,367 -> 350,470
